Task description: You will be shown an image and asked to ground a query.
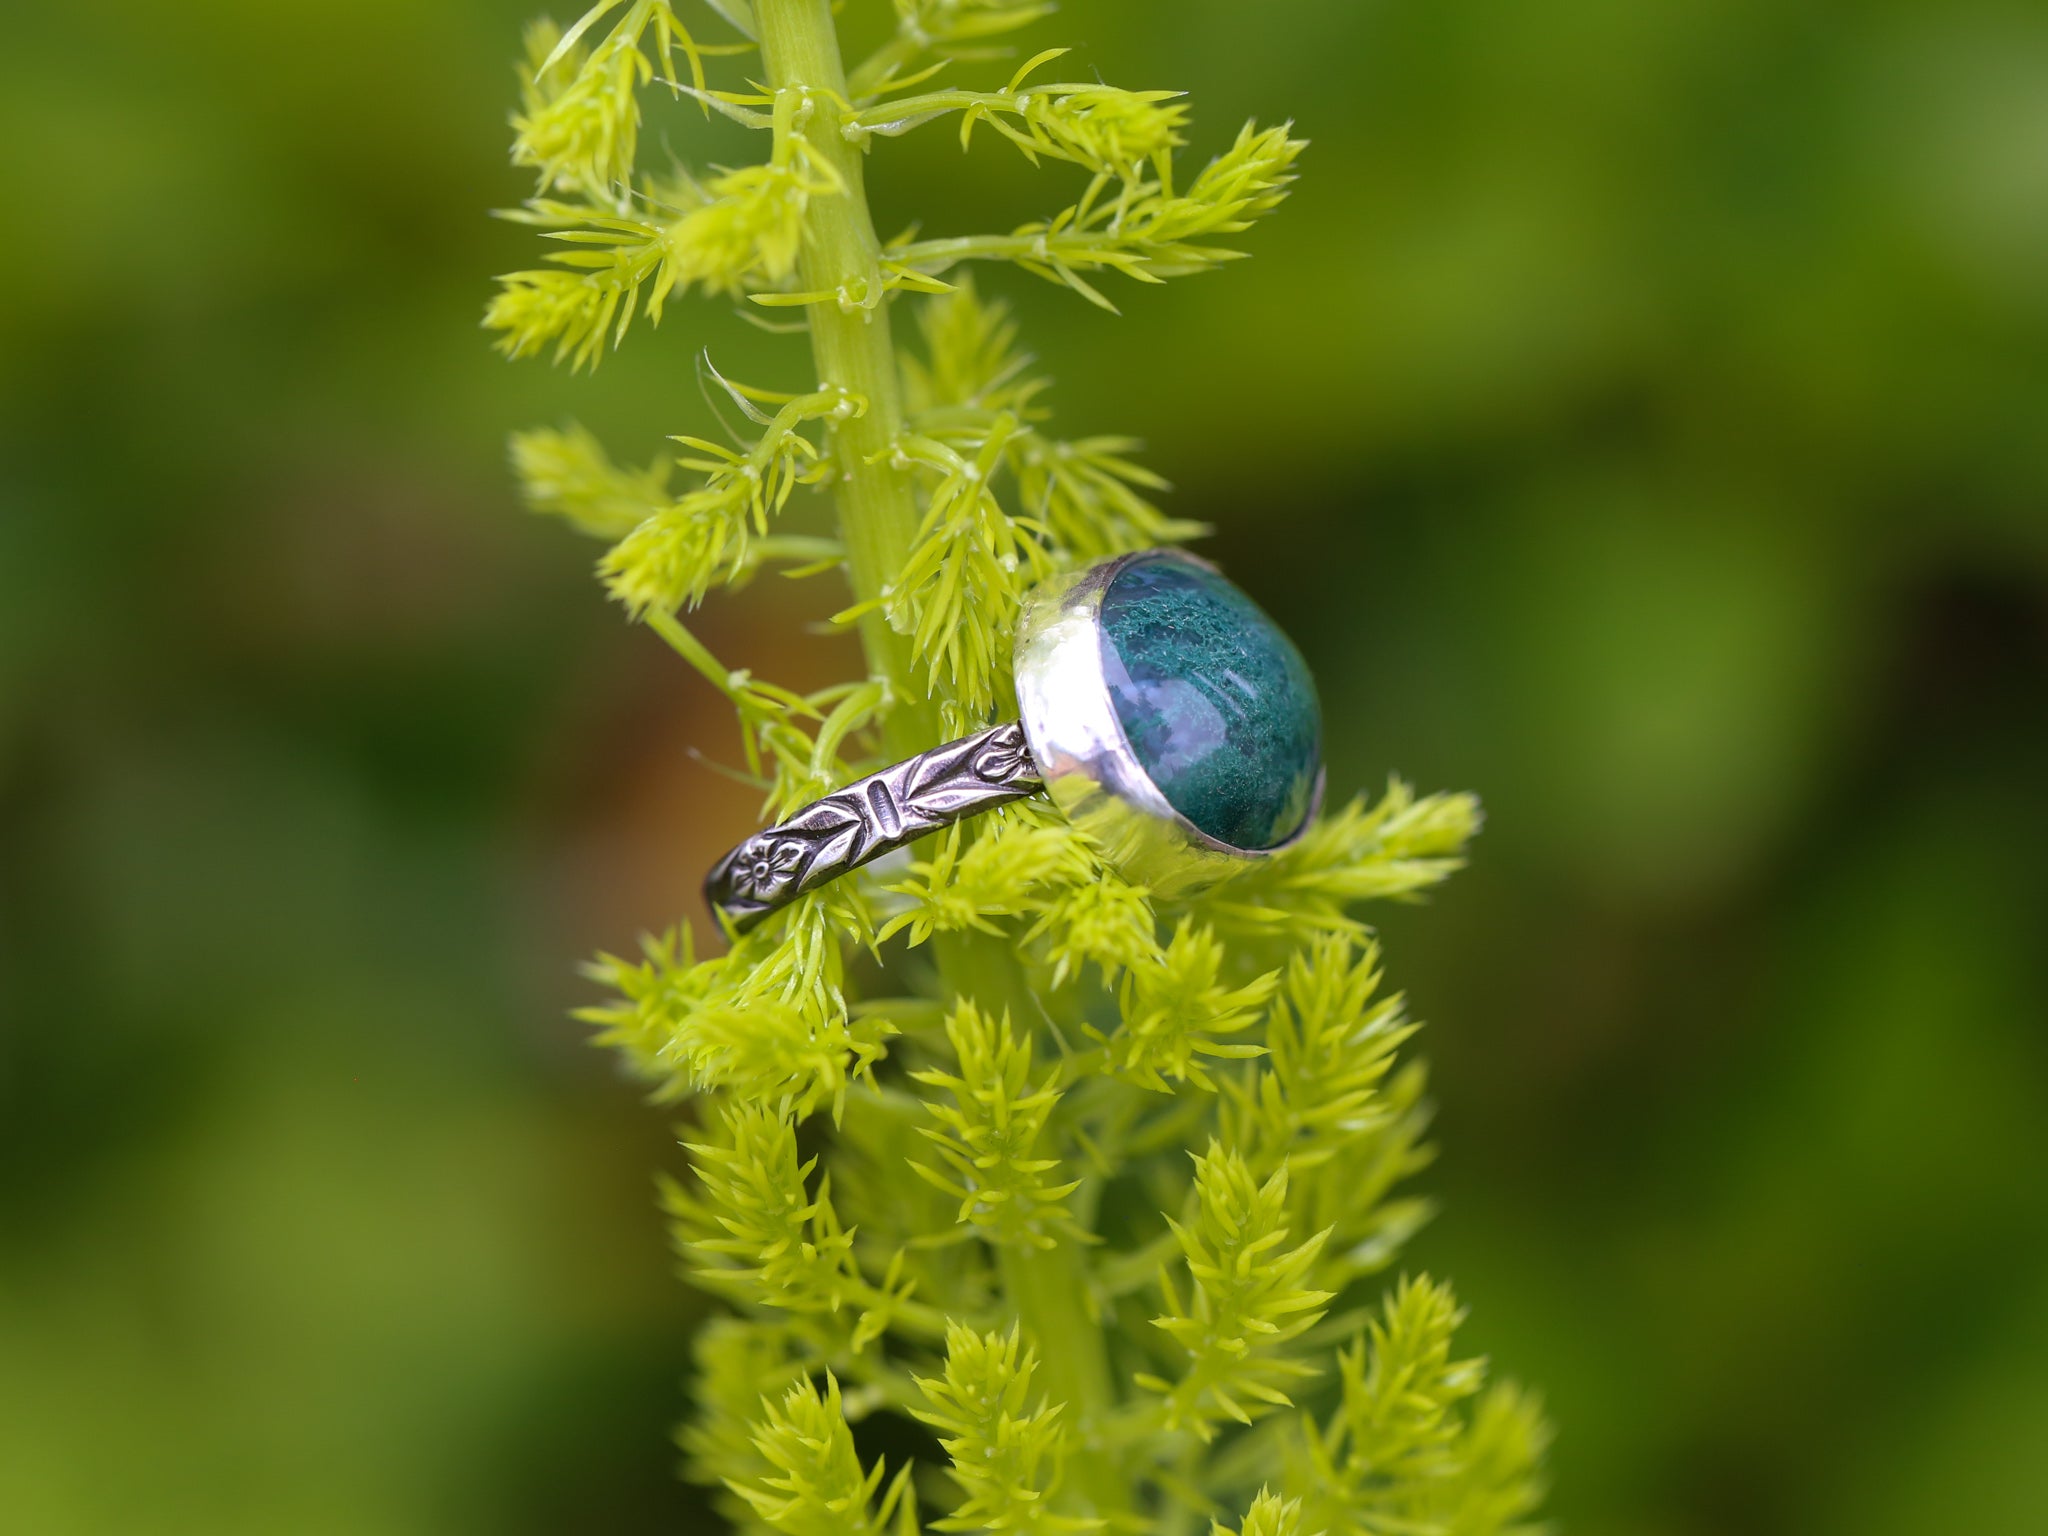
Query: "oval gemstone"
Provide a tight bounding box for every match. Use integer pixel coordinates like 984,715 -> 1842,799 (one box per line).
1097,554 -> 1322,849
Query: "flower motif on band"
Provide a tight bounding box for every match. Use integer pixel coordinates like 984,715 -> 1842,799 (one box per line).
731,838 -> 806,903
970,726 -> 1038,787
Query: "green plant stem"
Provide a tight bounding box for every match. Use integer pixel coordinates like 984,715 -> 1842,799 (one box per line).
898,231 -> 1146,275
756,3 -> 1130,1520
944,932 -> 1131,1522
753,0 -> 933,761
997,1240 -> 1130,1521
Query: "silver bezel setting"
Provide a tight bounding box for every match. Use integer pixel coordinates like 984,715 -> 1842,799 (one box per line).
1012,548 -> 1325,898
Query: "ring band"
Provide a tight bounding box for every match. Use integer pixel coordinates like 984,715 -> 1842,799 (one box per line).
704,549 -> 1324,934
704,722 -> 1043,933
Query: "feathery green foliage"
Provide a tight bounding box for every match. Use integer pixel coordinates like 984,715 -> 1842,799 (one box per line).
732,1373 -> 921,1536
912,1323 -> 1093,1533
1214,1490 -> 1309,1536
911,1003 -> 1081,1250
1142,1143 -> 1332,1441
489,1 -> 1548,1529
1293,1279 -> 1552,1536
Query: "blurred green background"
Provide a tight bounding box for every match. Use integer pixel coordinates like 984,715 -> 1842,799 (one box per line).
4,1 -> 2046,1532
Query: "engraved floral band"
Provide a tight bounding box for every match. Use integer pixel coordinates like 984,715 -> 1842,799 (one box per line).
704,723 -> 1043,932
704,549 -> 1326,934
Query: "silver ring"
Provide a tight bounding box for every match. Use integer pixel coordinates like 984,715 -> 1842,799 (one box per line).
705,549 -> 1325,933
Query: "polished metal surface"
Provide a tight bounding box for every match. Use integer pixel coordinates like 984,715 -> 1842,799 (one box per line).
704,720 -> 1042,933
1012,548 -> 1321,898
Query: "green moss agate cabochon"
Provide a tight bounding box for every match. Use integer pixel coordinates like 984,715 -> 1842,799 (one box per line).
1096,553 -> 1322,850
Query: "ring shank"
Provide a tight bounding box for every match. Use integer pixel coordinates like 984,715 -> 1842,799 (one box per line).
704,721 -> 1044,933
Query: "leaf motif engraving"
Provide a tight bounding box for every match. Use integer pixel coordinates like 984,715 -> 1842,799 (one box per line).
705,722 -> 1044,931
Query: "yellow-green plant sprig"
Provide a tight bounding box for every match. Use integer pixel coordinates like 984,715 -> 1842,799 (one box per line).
491,2 -> 1550,1531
